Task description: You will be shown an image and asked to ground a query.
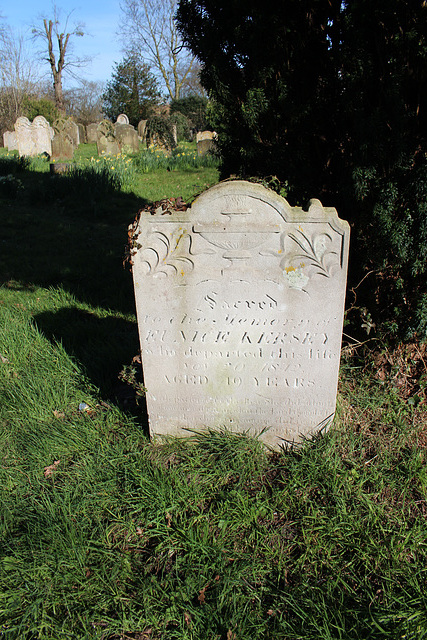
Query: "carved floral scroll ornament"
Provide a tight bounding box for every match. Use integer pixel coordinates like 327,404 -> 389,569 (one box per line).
282,229 -> 340,290
138,229 -> 195,277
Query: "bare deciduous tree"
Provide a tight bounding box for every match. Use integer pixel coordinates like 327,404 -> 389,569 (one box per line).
64,80 -> 105,125
31,5 -> 90,113
120,0 -> 196,100
0,21 -> 39,131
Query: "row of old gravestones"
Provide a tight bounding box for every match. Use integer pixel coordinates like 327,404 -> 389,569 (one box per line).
2,114 -> 144,160
3,113 -> 218,159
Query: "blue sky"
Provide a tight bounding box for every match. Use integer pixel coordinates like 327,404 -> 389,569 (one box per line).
2,0 -> 124,86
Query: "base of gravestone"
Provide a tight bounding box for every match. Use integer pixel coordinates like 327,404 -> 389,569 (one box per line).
50,163 -> 72,175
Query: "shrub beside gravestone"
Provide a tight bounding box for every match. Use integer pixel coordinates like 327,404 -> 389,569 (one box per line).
145,116 -> 176,152
130,180 -> 350,449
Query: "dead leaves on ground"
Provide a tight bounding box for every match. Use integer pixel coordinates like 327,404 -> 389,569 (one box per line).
372,341 -> 427,403
43,460 -> 60,477
198,574 -> 220,604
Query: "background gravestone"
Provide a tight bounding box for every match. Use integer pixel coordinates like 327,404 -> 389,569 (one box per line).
96,120 -> 120,156
65,119 -> 79,148
51,132 -> 74,161
77,123 -> 87,144
86,123 -> 98,143
131,180 -> 350,450
138,119 -> 147,141
114,122 -> 140,153
116,114 -> 129,125
196,130 -> 217,142
197,138 -> 216,156
52,118 -> 77,160
32,116 -> 52,156
3,131 -> 17,150
15,117 -> 36,156
14,116 -> 52,157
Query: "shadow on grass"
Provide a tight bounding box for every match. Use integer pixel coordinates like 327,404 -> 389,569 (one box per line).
33,306 -> 149,431
0,162 -> 149,314
1,159 -> 150,423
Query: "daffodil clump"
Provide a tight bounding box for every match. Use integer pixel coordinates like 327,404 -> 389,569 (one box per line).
88,152 -> 138,191
135,146 -> 219,173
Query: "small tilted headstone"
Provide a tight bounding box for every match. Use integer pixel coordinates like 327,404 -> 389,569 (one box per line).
86,123 -> 98,144
130,181 -> 350,449
96,120 -> 120,156
3,131 -> 17,151
77,123 -> 87,144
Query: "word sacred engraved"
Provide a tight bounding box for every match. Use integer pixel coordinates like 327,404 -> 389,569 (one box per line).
131,180 -> 350,449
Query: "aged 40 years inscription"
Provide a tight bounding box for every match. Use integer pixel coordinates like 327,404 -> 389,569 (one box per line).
131,180 -> 350,449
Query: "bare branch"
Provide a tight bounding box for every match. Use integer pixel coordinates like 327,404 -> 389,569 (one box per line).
31,4 -> 91,112
119,0 -> 196,100
0,21 -> 40,129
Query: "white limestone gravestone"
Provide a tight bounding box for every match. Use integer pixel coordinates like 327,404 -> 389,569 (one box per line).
3,131 -> 17,150
130,180 -> 350,449
14,116 -> 52,157
116,113 -> 129,125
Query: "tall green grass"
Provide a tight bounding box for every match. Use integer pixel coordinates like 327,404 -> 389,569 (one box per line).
1,312 -> 426,639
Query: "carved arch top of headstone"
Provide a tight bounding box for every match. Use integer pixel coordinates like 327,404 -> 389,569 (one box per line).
14,116 -> 31,132
116,113 -> 129,124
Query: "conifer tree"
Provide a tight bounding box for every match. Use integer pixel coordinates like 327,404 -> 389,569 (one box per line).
176,0 -> 427,338
102,55 -> 161,126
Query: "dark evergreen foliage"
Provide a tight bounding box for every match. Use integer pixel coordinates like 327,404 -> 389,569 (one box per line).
176,0 -> 427,338
146,115 -> 177,150
170,95 -> 209,132
102,55 -> 161,127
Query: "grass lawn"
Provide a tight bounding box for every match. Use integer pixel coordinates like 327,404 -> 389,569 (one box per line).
1,146 -> 427,639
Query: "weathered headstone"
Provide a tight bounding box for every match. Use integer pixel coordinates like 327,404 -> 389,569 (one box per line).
33,116 -> 53,156
54,117 -> 79,148
77,123 -> 87,144
52,118 -> 78,160
14,116 -> 52,157
3,131 -> 17,150
15,117 -> 35,156
196,130 -> 217,142
197,138 -> 216,156
51,132 -> 74,160
138,119 -> 147,140
96,120 -> 120,156
87,123 -> 98,143
116,113 -> 129,125
130,180 -> 350,449
115,122 -> 140,153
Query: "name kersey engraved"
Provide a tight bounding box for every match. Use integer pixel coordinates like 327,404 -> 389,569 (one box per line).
131,180 -> 350,449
